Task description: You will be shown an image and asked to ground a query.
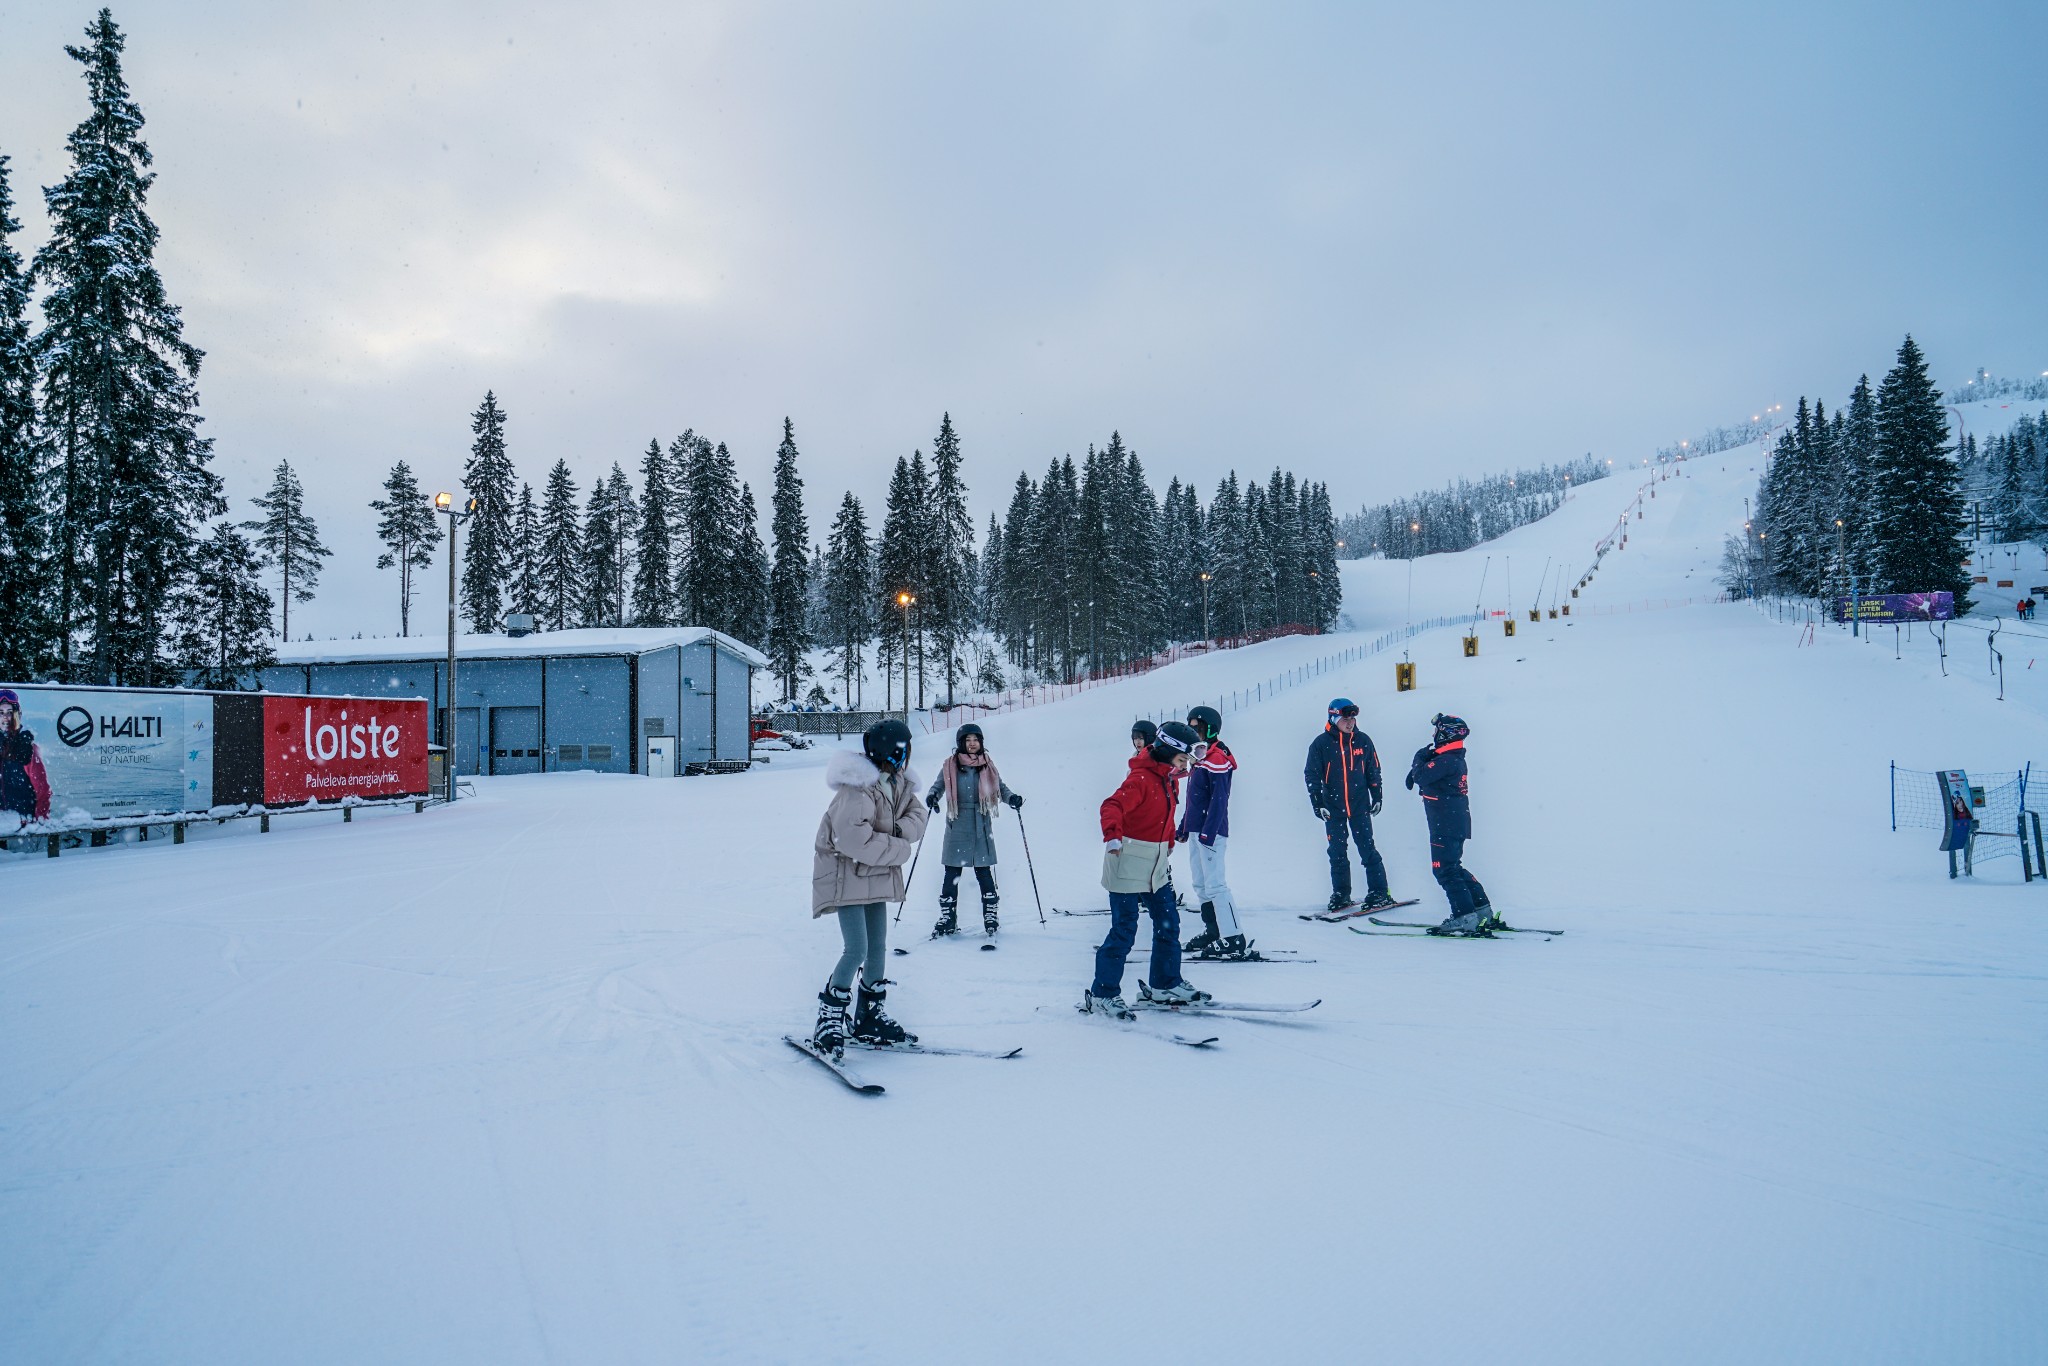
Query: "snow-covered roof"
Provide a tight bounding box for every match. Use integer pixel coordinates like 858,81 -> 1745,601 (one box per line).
274,626 -> 769,668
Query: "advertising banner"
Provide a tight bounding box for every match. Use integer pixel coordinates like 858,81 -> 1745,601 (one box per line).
262,696 -> 431,804
1936,770 -> 1976,853
1831,591 -> 1956,624
0,685 -> 214,833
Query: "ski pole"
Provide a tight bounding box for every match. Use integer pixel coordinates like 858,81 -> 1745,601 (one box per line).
894,826 -> 928,924
1015,806 -> 1047,924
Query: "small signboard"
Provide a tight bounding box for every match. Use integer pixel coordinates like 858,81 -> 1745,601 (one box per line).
1936,770 -> 1974,854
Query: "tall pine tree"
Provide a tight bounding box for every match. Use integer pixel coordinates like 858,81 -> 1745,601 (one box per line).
734,482 -> 771,649
0,155 -> 48,679
926,414 -> 975,704
508,481 -> 539,620
169,522 -> 274,687
244,459 -> 330,640
766,418 -> 812,700
33,10 -> 223,684
1873,335 -> 1969,610
370,459 -> 440,636
537,459 -> 581,631
821,492 -> 873,707
631,439 -> 675,626
459,391 -> 516,630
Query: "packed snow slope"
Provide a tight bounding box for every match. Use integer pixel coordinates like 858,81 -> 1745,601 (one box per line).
6,443 -> 2046,1365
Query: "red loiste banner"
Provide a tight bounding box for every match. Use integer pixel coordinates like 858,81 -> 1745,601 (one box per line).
263,696 -> 431,805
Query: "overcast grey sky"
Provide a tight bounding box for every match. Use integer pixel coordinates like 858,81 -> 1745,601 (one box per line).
2,1 -> 2043,639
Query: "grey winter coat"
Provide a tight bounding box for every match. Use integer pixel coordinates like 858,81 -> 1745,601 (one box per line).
925,765 -> 1017,868
811,750 -> 930,916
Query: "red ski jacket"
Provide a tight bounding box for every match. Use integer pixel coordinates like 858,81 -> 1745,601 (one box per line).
1100,753 -> 1182,844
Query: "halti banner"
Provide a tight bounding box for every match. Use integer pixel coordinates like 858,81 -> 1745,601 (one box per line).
262,696 -> 431,805
0,685 -> 213,833
1831,592 -> 1956,624
0,684 -> 429,834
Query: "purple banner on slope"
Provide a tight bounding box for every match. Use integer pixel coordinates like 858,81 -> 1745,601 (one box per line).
1831,592 -> 1955,624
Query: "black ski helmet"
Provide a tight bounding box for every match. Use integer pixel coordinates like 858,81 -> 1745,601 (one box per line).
1186,705 -> 1223,743
863,717 -> 913,773
955,722 -> 985,753
1151,720 -> 1202,764
1131,718 -> 1158,747
1431,713 -> 1470,746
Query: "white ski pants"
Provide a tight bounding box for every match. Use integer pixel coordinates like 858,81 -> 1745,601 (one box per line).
1186,836 -> 1241,937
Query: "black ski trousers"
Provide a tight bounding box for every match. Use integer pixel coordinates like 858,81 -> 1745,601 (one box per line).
1430,836 -> 1489,917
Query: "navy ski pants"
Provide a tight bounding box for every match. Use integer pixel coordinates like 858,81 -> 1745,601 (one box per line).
1092,883 -> 1182,998
1430,836 -> 1488,917
1325,809 -> 1389,901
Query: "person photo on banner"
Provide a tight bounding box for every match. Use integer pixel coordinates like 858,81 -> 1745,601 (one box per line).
0,689 -> 52,826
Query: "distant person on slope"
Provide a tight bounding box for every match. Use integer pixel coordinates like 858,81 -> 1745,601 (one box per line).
0,690 -> 51,826
1178,705 -> 1250,960
1405,713 -> 1494,937
925,723 -> 1025,939
1130,718 -> 1157,754
809,719 -> 929,1054
1083,721 -> 1211,1019
1304,698 -> 1397,913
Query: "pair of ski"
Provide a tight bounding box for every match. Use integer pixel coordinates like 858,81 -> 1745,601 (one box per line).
1299,897 -> 1422,923
1134,946 -> 1317,964
784,1036 -> 1024,1093
1349,916 -> 1565,938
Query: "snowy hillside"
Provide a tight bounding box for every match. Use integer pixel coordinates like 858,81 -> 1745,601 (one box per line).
5,438 -> 2046,1364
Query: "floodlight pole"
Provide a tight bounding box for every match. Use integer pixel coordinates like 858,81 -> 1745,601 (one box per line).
436,491 -> 479,800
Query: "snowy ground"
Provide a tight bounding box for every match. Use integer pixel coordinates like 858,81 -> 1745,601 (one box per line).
6,447 -> 2047,1363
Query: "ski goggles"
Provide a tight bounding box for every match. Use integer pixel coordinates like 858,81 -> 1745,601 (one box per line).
1154,731 -> 1208,761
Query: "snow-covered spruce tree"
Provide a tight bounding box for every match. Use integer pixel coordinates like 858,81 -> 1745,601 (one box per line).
734,482 -> 770,650
821,492 -> 873,707
874,454 -> 925,705
1873,335 -> 1969,610
458,391 -> 516,631
170,522 -> 275,688
578,466 -> 626,628
33,11 -> 223,684
1075,445 -> 1112,670
767,418 -> 812,700
1241,479 -> 1276,630
507,481 -> 539,620
537,459 -> 581,631
369,459 -> 440,636
677,437 -> 744,634
926,414 -> 975,704
244,459 -> 330,641
1028,456 -> 1082,681
976,512 -> 1001,633
1113,440 -> 1165,663
0,155 -> 50,680
1207,473 -> 1247,636
631,439 -> 675,627
1994,428 -> 2034,541
995,473 -> 1035,667
1158,478 -> 1195,641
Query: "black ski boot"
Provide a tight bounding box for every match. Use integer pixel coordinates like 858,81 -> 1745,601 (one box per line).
1327,891 -> 1354,914
854,979 -> 916,1045
932,893 -> 958,938
1428,910 -> 1493,938
981,889 -> 1000,936
813,983 -> 852,1054
1210,934 -> 1256,961
1184,902 -> 1222,954
1360,890 -> 1400,911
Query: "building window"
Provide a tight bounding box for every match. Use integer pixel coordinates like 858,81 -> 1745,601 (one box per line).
557,745 -> 584,761
645,717 -> 667,736
588,744 -> 614,762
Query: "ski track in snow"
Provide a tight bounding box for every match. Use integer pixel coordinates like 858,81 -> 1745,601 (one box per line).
5,419 -> 2048,1364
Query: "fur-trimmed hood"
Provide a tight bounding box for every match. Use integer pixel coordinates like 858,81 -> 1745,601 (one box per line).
825,748 -> 920,794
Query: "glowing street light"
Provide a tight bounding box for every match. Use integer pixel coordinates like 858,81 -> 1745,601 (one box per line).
896,591 -> 916,712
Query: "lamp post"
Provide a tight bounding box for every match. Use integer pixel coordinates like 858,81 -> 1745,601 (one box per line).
1199,571 -> 1212,644
435,490 -> 479,800
896,592 -> 915,717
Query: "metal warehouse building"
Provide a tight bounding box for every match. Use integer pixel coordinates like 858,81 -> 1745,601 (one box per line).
262,628 -> 766,777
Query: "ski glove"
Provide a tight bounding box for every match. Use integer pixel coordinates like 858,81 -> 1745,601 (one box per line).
1315,805 -> 1332,822
1368,796 -> 1383,817
1104,838 -> 1123,853
926,794 -> 942,813
1007,793 -> 1024,809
